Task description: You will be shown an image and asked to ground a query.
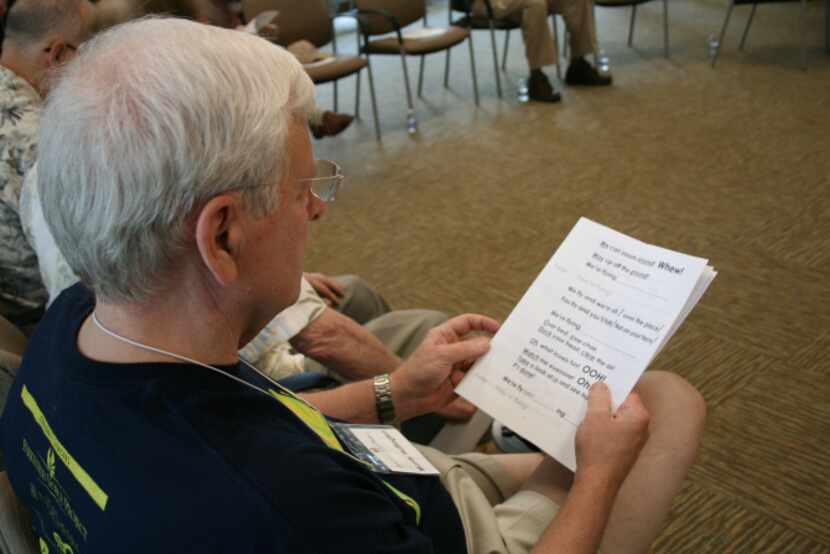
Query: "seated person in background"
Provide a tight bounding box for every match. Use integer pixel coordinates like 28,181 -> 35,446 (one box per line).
473,0 -> 611,103
0,0 -> 92,331
1,18 -> 705,554
92,0 -> 354,137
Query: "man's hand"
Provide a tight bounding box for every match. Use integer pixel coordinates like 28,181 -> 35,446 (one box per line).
304,272 -> 345,307
575,383 -> 650,489
390,314 -> 499,419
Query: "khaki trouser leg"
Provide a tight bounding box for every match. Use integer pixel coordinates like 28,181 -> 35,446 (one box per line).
417,445 -> 561,554
551,0 -> 597,59
332,274 -> 390,325
475,0 -> 558,69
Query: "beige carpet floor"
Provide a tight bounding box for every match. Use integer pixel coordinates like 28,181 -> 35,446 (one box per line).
307,1 -> 830,551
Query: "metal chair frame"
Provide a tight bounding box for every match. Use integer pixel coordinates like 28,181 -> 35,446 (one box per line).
354,1 -> 480,132
710,0 -> 812,69
331,12 -> 383,140
595,0 -> 670,58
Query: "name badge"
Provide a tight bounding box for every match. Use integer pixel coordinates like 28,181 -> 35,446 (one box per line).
331,423 -> 440,476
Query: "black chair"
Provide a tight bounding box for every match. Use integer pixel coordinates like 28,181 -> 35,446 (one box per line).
594,0 -> 670,58
354,0 -> 480,132
710,0 -> 816,69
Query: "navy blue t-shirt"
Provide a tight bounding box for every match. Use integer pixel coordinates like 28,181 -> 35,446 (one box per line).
0,284 -> 466,553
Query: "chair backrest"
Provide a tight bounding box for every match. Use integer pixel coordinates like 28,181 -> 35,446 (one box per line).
449,0 -> 471,13
0,472 -> 38,554
354,0 -> 425,35
242,0 -> 333,47
0,316 -> 26,359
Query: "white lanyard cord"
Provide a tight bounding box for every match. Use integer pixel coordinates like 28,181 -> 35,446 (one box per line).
91,312 -> 308,408
91,312 -> 424,520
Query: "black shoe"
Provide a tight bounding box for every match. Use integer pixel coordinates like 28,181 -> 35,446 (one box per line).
491,421 -> 541,453
565,57 -> 612,86
527,71 -> 561,103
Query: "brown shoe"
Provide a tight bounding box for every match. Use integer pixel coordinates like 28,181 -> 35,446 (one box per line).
527,71 -> 561,103
311,111 -> 354,139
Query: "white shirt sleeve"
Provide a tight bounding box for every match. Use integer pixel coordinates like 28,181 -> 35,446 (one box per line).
19,165 -> 81,306
238,277 -> 327,367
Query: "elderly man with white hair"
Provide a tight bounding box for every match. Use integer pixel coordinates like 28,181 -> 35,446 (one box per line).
1,17 -> 704,554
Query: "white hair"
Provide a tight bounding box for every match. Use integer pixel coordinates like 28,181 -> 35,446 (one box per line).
37,17 -> 315,303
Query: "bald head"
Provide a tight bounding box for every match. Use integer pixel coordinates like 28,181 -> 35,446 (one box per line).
5,0 -> 89,48
1,0 -> 91,92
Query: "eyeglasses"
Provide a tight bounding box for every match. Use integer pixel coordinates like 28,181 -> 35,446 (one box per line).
301,160 -> 343,202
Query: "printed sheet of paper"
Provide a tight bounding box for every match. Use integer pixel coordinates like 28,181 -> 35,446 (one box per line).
457,218 -> 715,470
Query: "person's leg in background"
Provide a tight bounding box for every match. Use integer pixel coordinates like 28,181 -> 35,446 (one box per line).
475,0 -> 562,102
552,0 -> 612,85
330,274 -> 391,325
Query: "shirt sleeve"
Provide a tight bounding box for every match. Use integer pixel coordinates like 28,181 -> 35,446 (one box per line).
19,165 -> 80,306
238,277 -> 327,364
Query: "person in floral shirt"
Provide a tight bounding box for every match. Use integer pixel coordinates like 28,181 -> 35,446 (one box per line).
0,0 -> 92,330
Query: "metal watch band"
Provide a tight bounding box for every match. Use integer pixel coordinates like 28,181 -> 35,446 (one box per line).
373,373 -> 396,424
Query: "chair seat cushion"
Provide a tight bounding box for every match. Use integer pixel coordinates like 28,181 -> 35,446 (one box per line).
303,55 -> 367,84
365,26 -> 470,56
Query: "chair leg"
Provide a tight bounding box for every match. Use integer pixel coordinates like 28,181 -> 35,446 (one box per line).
354,71 -> 362,118
628,4 -> 637,47
444,49 -> 452,87
502,30 -> 510,70
467,35 -> 480,106
418,55 -> 426,97
663,0 -> 670,58
551,14 -> 562,80
739,3 -> 756,51
399,47 -> 416,126
800,0 -> 808,69
564,30 -> 570,59
711,0 -> 735,67
489,25 -> 503,98
365,61 -> 382,141
333,81 -> 338,112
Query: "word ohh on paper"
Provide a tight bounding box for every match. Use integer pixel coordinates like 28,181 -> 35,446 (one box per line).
457,218 -> 716,470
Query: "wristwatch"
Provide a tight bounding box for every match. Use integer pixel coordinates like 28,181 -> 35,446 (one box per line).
373,373 -> 396,424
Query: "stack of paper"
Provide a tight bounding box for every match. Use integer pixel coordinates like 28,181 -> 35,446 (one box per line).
457,217 -> 716,470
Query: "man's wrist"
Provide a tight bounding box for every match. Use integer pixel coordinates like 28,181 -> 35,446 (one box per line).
373,374 -> 396,424
387,370 -> 425,423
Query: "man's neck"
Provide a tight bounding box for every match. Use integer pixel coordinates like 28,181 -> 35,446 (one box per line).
78,294 -> 243,368
0,49 -> 42,96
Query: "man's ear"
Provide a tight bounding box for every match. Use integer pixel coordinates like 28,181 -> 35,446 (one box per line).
44,40 -> 73,68
195,194 -> 244,287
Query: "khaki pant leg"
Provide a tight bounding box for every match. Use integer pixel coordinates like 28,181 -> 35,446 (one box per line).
362,309 -> 448,360
332,274 -> 390,325
417,445 -> 560,554
551,0 -> 597,58
474,0 -> 558,69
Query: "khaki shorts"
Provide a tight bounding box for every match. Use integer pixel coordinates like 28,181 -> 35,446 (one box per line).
417,445 -> 560,554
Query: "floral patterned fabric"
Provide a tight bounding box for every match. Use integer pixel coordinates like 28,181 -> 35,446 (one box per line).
0,66 -> 47,328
